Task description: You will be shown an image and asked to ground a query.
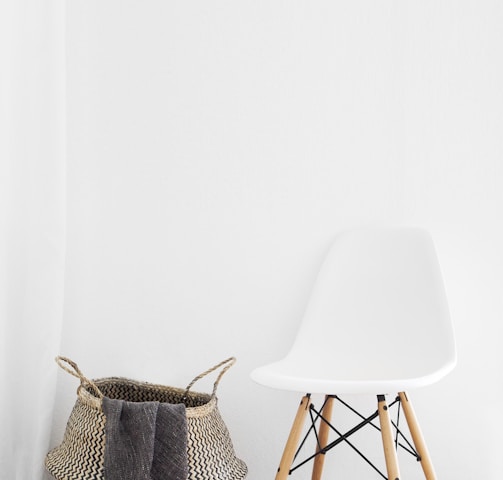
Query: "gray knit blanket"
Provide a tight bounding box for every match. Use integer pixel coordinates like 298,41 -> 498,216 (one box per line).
102,397 -> 188,480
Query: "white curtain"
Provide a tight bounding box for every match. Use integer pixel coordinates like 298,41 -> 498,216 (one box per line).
0,1 -> 66,479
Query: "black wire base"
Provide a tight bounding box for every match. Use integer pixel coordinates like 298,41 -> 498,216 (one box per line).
288,394 -> 420,479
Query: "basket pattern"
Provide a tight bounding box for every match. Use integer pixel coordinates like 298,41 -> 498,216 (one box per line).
186,399 -> 248,480
45,398 -> 106,480
46,357 -> 247,480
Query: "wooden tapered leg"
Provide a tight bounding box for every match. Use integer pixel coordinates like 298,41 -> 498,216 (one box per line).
377,395 -> 401,480
398,392 -> 437,480
276,395 -> 312,480
311,395 -> 335,480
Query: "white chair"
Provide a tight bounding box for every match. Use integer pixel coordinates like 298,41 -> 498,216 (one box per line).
251,227 -> 456,480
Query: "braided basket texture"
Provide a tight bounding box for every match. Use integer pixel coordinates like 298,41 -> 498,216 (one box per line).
45,357 -> 247,480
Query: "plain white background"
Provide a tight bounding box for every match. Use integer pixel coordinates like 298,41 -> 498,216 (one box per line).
1,1 -> 66,478
51,1 -> 503,479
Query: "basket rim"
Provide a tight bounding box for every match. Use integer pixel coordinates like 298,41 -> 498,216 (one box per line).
78,377 -> 218,417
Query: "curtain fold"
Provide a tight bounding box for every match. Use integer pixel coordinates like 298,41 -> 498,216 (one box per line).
0,1 -> 66,479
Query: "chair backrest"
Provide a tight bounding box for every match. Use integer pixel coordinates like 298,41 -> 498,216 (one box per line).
285,227 -> 456,384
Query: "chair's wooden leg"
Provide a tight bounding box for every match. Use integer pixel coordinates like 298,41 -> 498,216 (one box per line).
311,395 -> 334,480
276,395 -> 312,480
377,395 -> 401,480
398,392 -> 436,480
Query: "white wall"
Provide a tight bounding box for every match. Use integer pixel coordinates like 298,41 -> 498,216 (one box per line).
58,1 -> 503,478
1,1 -> 66,478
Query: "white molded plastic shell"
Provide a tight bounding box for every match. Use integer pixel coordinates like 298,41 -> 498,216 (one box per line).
251,227 -> 456,394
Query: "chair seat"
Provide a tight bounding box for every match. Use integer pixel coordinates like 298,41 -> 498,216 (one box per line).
251,356 -> 456,394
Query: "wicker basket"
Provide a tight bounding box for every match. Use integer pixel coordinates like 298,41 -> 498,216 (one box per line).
46,356 -> 247,480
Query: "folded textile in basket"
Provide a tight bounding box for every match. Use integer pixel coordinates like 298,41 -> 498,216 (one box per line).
102,398 -> 188,480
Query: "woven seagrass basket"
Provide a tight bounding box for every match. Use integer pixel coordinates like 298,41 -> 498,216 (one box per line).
46,356 -> 247,480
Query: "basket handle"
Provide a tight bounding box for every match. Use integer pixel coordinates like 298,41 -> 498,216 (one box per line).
183,357 -> 236,399
55,356 -> 104,399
